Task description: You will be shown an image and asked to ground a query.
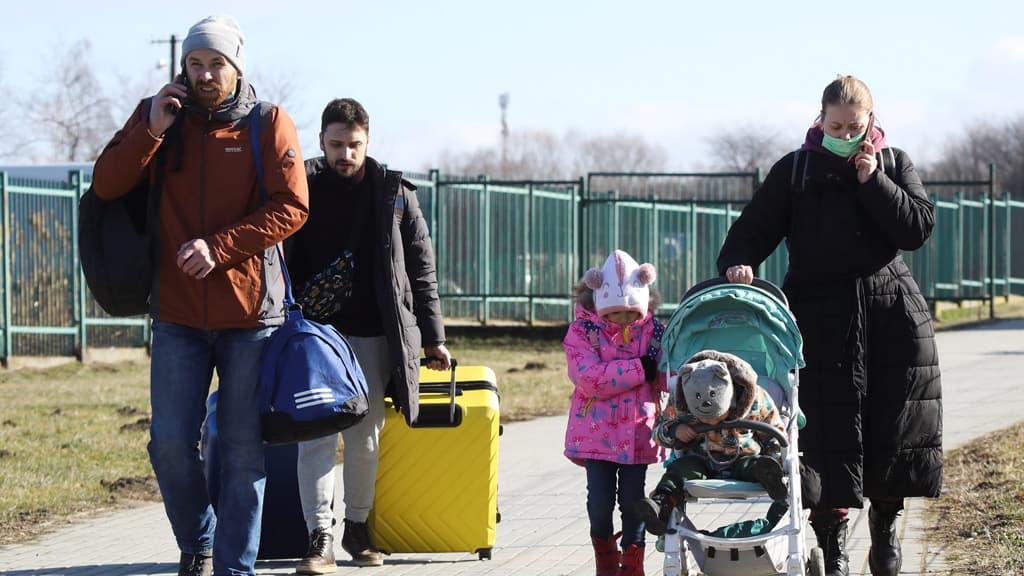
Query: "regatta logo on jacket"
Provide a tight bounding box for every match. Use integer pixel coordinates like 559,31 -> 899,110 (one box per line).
224,146 -> 243,153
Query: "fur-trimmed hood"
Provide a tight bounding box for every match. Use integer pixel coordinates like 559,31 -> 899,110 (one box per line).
676,349 -> 758,421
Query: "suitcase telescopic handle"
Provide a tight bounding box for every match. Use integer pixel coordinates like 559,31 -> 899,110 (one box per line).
420,357 -> 458,423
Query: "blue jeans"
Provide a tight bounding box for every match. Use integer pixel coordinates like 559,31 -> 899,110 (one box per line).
585,459 -> 648,550
148,320 -> 272,576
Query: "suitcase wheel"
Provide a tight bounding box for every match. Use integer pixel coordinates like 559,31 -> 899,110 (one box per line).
477,548 -> 492,560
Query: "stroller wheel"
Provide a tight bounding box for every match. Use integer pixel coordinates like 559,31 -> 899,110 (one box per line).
806,546 -> 825,576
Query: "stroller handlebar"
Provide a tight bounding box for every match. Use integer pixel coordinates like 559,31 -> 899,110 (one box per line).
690,419 -> 789,448
680,276 -> 789,307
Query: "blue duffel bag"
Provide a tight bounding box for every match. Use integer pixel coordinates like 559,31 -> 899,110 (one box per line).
248,102 -> 370,444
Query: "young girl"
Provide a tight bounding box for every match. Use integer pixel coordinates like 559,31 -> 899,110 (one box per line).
563,249 -> 666,576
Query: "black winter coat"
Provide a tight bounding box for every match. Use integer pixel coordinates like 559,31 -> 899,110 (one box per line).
717,148 -> 942,508
287,156 -> 445,425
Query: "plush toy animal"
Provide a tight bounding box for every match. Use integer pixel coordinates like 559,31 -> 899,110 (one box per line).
675,350 -> 760,425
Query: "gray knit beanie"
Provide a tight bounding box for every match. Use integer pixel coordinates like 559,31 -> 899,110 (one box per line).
181,15 -> 246,75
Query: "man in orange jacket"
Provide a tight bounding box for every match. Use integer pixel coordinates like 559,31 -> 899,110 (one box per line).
92,15 -> 308,576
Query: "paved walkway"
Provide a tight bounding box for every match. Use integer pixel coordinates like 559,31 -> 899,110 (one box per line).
2,318 -> 1022,575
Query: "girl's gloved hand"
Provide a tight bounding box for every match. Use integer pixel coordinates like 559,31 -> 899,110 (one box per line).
640,356 -> 658,382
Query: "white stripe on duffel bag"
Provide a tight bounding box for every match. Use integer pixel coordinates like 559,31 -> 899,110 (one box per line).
294,388 -> 336,409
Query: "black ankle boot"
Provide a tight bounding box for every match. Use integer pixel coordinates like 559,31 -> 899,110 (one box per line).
868,503 -> 903,576
812,517 -> 849,576
634,490 -> 676,536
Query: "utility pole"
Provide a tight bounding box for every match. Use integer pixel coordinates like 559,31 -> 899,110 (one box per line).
498,92 -> 509,171
151,34 -> 179,83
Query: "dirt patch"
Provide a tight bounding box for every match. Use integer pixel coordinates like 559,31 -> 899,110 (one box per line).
117,406 -> 143,416
119,417 -> 151,433
0,508 -> 54,545
509,361 -> 551,373
101,476 -> 160,500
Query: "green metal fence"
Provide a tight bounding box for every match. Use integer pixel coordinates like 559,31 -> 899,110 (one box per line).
1,164 -> 1022,361
0,170 -> 149,360
411,173 -> 582,324
582,172 -> 780,314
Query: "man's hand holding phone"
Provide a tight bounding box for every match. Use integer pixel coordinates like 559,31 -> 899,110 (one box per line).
148,76 -> 189,139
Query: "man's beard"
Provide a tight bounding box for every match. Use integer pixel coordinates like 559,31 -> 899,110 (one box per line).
193,80 -> 233,108
332,159 -> 364,181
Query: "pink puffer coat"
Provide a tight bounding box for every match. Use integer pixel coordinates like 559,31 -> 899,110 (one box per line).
563,305 -> 666,466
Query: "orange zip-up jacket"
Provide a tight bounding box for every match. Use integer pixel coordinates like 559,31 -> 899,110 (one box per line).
92,95 -> 309,330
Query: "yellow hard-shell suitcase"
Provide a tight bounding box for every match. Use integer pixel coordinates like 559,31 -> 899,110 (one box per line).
369,359 -> 500,559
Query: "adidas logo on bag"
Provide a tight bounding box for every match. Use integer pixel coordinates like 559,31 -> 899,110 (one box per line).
294,387 -> 338,410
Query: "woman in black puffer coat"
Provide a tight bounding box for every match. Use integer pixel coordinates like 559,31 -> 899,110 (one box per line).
716,75 -> 941,576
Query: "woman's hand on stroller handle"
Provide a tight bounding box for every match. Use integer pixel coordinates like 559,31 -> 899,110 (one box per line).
725,265 -> 754,284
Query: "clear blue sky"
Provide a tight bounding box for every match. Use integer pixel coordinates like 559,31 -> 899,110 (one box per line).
3,0 -> 1023,171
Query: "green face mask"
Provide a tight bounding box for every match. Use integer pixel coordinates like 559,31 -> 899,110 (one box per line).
821,131 -> 866,157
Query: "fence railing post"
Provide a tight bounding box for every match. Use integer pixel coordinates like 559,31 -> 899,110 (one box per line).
687,197 -> 697,290
70,170 -> 87,359
928,194 -> 937,302
955,191 -> 963,301
482,177 -> 491,325
526,181 -> 534,326
1,172 -> 9,364
1006,191 -> 1013,302
989,163 -> 997,319
650,194 -> 659,277
573,177 -> 584,323
436,172 -> 446,314
578,176 -> 587,282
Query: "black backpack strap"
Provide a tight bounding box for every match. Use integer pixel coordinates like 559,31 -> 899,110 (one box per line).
875,147 -> 896,179
790,149 -> 809,194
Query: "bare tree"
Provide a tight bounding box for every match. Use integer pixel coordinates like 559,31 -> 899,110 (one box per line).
22,39 -> 117,162
437,129 -> 667,179
0,61 -> 27,160
572,132 -> 667,175
249,71 -> 313,131
925,117 -> 1024,197
111,68 -> 166,128
705,125 -> 790,172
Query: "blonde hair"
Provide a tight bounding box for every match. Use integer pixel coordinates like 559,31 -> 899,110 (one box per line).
573,280 -> 663,314
819,75 -> 874,120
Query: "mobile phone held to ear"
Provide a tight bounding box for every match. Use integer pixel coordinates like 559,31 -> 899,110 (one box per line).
168,73 -> 190,115
860,113 -> 875,152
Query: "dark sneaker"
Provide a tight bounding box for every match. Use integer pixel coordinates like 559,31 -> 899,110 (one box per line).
296,527 -> 337,575
754,456 -> 788,501
634,492 -> 675,536
341,519 -> 384,567
178,552 -> 212,576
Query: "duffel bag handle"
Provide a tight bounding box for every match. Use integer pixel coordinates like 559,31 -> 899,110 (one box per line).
420,357 -> 458,423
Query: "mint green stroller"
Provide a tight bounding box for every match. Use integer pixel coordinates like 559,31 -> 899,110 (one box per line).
659,278 -> 824,576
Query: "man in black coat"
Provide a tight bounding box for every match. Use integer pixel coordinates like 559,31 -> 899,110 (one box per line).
285,98 -> 450,573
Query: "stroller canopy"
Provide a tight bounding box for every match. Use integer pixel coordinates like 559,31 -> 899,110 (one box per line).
662,281 -> 804,394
